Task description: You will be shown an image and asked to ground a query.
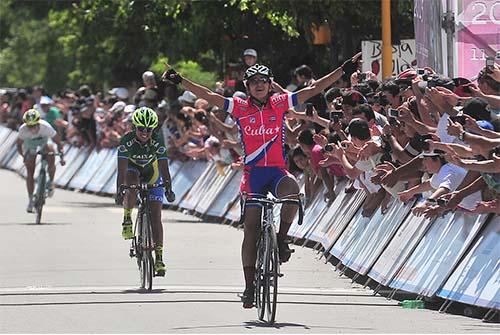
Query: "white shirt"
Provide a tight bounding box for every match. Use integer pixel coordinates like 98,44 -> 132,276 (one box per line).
430,162 -> 468,191
18,120 -> 56,141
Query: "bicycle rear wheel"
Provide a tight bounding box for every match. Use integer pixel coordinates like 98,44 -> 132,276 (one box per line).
255,233 -> 266,321
35,171 -> 46,225
265,229 -> 279,324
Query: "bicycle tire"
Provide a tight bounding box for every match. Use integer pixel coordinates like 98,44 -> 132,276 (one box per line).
142,205 -> 154,291
265,228 -> 279,324
255,232 -> 266,321
35,170 -> 46,225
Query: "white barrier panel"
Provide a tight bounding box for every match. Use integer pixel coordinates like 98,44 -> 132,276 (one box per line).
169,160 -> 207,207
437,216 -> 500,309
101,170 -> 117,195
196,166 -> 236,215
330,205 -> 369,261
225,195 -> 241,222
0,133 -> 18,167
340,200 -> 412,275
288,185 -> 326,239
322,190 -> 366,249
0,127 -> 14,163
51,144 -> 73,181
389,212 -> 488,297
86,149 -> 117,192
179,163 -> 216,210
55,148 -> 90,188
206,170 -> 242,218
68,149 -> 109,190
167,159 -> 183,179
7,150 -> 24,172
368,212 -> 432,286
305,180 -> 349,243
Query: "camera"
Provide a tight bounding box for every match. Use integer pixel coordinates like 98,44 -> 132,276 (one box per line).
417,68 -> 426,76
330,111 -> 343,123
305,103 -> 314,117
341,142 -> 348,150
388,117 -> 399,127
358,72 -> 366,82
388,108 -> 399,118
450,115 -> 466,125
324,144 -> 334,152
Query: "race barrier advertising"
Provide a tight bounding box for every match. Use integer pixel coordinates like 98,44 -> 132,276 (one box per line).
0,125 -> 498,316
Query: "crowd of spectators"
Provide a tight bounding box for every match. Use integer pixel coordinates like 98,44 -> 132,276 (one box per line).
1,49 -> 499,216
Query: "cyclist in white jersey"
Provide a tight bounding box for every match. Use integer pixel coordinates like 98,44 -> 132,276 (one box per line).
17,109 -> 65,212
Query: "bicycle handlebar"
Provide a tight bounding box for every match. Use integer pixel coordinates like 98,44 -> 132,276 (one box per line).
241,193 -> 305,226
120,182 -> 169,191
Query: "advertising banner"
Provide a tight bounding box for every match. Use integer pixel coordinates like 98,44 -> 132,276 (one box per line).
168,160 -> 207,207
288,185 -> 326,239
180,163 -> 217,211
206,170 -> 242,218
438,216 -> 499,309
389,212 -> 487,297
0,133 -> 18,167
86,149 -> 117,193
55,148 -> 90,188
456,0 -> 499,80
69,149 -> 109,189
196,167 -> 235,215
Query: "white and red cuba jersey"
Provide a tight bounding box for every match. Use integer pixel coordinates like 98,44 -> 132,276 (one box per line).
223,93 -> 298,168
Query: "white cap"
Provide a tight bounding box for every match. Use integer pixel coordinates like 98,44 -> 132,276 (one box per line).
142,71 -> 155,82
108,87 -> 129,100
243,49 -> 257,57
109,101 -> 126,113
178,91 -> 197,105
124,104 -> 135,115
40,96 -> 54,105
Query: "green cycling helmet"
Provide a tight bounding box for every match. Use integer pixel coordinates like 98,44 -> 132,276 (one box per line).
23,109 -> 41,126
132,107 -> 158,129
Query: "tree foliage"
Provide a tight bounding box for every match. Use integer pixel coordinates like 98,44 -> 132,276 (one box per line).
0,0 -> 414,93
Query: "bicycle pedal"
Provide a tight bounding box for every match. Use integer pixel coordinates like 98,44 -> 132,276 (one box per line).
278,273 -> 284,277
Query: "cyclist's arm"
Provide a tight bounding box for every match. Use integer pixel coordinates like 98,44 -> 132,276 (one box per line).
116,157 -> 128,191
52,133 -> 64,154
295,67 -> 343,105
16,138 -> 24,157
158,159 -> 173,188
181,77 -> 225,108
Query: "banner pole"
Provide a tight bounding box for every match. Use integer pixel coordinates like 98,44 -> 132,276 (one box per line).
381,0 -> 392,79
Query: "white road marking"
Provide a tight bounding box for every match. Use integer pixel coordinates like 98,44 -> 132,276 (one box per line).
0,284 -> 367,295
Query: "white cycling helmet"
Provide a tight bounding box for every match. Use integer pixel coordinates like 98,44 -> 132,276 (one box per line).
244,64 -> 273,81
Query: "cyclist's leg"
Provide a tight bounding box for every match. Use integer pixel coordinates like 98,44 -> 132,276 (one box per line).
44,144 -> 56,195
240,167 -> 266,307
147,171 -> 166,275
24,152 -> 36,212
122,169 -> 139,239
273,169 -> 300,262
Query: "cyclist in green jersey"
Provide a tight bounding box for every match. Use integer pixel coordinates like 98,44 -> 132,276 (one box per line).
115,107 -> 175,276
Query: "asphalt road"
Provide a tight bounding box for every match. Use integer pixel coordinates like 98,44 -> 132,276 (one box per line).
0,169 -> 498,333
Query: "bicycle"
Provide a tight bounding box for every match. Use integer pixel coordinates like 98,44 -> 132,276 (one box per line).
33,151 -> 63,225
241,192 -> 304,324
120,182 -> 171,291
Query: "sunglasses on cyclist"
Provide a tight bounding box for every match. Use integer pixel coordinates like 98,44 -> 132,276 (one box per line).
136,127 -> 154,133
248,77 -> 270,85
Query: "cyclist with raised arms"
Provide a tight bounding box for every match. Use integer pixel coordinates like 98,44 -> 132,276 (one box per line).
115,107 -> 175,277
162,52 -> 361,308
17,109 -> 65,213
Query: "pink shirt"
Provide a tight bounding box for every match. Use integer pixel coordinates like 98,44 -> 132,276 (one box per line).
224,93 -> 297,168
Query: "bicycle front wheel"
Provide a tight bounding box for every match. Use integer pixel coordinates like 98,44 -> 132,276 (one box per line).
35,171 -> 46,224
265,228 -> 279,324
255,233 -> 267,321
140,210 -> 154,291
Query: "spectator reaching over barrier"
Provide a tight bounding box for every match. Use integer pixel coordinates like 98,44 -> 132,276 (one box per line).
162,52 -> 362,309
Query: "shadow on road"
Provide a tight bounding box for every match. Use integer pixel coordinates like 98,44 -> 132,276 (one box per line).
0,222 -> 71,226
63,201 -> 114,208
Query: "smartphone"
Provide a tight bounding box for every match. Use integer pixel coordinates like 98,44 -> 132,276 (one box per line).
330,111 -> 343,123
341,142 -> 348,150
486,56 -> 495,69
388,108 -> 399,118
305,103 -> 313,117
324,144 -> 334,152
388,117 -> 399,127
437,198 -> 448,206
417,68 -> 426,76
450,115 -> 466,125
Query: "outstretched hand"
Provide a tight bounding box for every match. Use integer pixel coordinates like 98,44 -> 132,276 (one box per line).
161,63 -> 182,84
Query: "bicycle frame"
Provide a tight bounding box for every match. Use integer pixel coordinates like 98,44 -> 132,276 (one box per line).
33,151 -> 59,224
241,193 -> 304,324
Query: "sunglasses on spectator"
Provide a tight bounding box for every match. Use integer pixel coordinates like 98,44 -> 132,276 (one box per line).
136,127 -> 154,133
248,77 -> 270,85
